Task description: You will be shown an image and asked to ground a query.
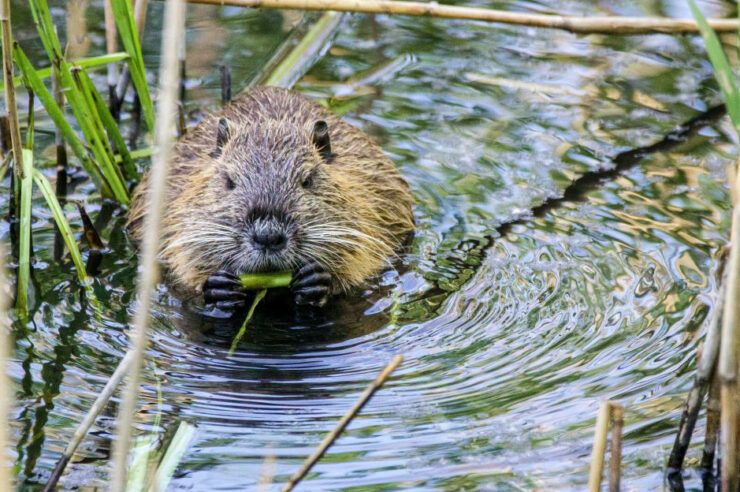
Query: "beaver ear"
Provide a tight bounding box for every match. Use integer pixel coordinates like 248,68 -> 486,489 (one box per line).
311,120 -> 332,162
210,118 -> 232,158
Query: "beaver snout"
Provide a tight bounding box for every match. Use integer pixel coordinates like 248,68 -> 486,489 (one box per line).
251,224 -> 288,252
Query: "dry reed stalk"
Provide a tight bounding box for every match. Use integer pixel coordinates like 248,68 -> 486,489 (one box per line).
1,0 -> 25,179
0,246 -> 12,492
109,0 -> 186,490
183,0 -> 739,34
280,355 -> 403,492
587,401 -> 611,492
668,254 -> 726,470
719,155 -> 740,491
43,351 -> 135,492
609,403 -> 624,492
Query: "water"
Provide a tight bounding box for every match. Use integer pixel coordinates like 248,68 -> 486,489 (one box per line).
6,0 -> 737,490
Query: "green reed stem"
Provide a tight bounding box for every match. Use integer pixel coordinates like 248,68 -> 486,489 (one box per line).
16,148 -> 33,315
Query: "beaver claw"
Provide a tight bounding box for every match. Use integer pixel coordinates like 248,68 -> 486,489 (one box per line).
203,270 -> 248,311
291,261 -> 331,307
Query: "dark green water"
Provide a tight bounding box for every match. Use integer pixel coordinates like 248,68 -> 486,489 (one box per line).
5,0 -> 738,490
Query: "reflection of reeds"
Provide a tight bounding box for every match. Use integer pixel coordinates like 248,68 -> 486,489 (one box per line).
109,0 -> 186,489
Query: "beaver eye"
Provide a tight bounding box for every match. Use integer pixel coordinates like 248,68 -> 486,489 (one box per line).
225,175 -> 236,190
301,174 -> 313,189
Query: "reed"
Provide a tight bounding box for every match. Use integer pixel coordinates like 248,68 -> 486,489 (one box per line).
587,401 -> 611,492
688,1 -> 740,487
185,0 -> 740,34
1,0 -> 25,183
13,44 -> 110,195
280,355 -> 404,492
228,289 -> 267,356
0,52 -> 129,92
32,171 -> 88,284
16,148 -> 33,315
28,0 -> 130,203
109,0 -> 186,489
110,0 -> 154,131
609,403 -> 624,492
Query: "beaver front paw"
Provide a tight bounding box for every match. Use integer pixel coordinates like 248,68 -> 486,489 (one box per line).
203,270 -> 249,311
290,261 -> 331,307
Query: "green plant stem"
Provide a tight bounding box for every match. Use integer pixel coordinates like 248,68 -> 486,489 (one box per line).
16,148 -> 33,315
229,289 -> 267,356
238,272 -> 292,290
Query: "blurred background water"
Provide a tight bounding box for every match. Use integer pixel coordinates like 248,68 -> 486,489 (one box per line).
5,0 -> 739,489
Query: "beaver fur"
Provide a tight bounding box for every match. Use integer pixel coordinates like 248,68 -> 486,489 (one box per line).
127,86 -> 414,307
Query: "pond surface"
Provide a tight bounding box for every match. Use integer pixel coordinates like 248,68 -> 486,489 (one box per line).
6,0 -> 738,490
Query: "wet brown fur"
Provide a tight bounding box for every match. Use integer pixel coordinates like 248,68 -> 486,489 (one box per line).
128,86 -> 414,295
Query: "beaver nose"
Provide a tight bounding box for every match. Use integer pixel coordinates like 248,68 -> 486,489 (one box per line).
253,228 -> 287,252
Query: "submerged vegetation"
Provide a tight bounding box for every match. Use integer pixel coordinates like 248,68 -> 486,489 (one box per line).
2,0 -> 740,490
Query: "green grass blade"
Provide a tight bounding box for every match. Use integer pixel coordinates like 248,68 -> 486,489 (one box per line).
75,69 -> 138,181
16,148 -> 34,315
13,43 -> 111,196
688,0 -> 740,132
32,170 -> 88,284
29,0 -> 129,204
110,0 -> 154,131
0,52 -> 129,91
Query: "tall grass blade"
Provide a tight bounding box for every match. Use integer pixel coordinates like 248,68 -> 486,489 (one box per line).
688,0 -> 740,131
13,43 -> 111,196
32,170 -> 87,284
74,69 -> 138,181
29,0 -> 129,204
110,0 -> 154,131
16,148 -> 33,315
0,52 -> 129,91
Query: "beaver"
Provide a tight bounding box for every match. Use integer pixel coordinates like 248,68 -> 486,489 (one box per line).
128,86 -> 414,309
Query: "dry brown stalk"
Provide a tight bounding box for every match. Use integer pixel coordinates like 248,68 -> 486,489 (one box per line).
109,0 -> 186,489
609,403 -> 624,492
1,0 -> 25,179
43,351 -> 135,492
719,154 -> 740,490
281,355 -> 403,492
588,400 -> 611,492
183,0 -> 739,34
